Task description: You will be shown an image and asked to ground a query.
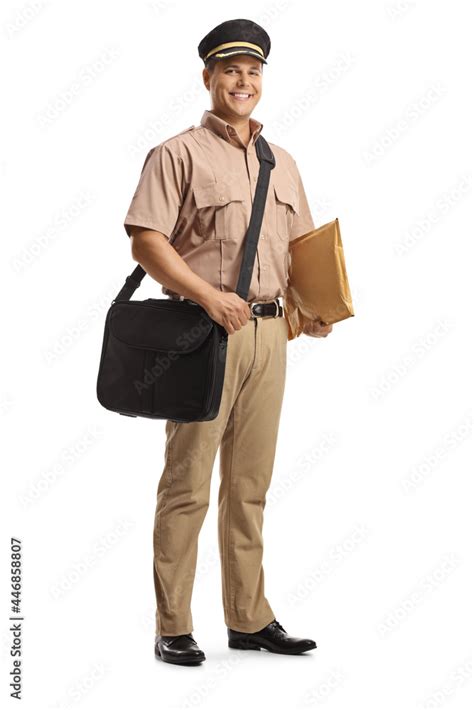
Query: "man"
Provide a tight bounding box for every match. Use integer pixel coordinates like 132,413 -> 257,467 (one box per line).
124,19 -> 332,666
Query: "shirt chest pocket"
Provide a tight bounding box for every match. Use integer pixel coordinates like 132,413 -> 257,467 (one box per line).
192,181 -> 248,240
273,177 -> 300,241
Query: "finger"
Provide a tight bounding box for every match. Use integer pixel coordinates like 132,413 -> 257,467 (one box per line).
224,318 -> 235,335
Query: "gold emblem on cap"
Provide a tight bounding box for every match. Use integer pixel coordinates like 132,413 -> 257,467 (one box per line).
204,40 -> 264,60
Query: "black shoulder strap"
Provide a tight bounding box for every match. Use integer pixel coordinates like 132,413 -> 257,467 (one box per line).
114,134 -> 275,303
234,135 -> 275,299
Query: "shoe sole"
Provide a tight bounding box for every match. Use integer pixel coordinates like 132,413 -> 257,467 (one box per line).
228,639 -> 317,654
155,647 -> 205,665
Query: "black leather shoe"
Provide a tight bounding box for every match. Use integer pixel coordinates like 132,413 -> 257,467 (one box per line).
228,619 -> 316,655
155,633 -> 206,665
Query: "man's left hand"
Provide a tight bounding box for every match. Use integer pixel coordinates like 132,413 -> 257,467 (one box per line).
302,319 -> 333,337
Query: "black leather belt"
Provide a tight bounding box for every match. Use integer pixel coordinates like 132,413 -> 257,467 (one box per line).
248,297 -> 283,319
169,295 -> 283,319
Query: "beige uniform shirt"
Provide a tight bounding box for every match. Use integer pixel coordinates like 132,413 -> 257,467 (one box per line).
124,109 -> 315,302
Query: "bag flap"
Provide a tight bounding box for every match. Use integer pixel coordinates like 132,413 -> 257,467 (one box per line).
108,300 -> 214,353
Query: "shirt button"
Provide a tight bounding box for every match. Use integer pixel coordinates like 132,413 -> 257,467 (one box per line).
219,196 -> 225,202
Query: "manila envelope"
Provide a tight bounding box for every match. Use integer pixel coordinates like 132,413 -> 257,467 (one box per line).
283,218 -> 355,340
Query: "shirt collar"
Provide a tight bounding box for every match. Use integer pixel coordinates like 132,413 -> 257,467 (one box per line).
200,109 -> 263,148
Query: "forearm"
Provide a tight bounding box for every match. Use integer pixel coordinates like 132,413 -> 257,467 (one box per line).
130,229 -> 216,308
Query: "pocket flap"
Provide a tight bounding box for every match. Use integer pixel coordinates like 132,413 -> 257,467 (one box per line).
273,177 -> 300,215
193,181 -> 247,208
109,300 -> 214,353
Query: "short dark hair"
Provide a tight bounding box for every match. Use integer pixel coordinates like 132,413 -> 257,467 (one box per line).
204,57 -> 219,73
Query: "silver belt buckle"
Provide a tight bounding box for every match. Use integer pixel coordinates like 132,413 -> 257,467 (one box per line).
250,298 -> 281,319
250,301 -> 259,318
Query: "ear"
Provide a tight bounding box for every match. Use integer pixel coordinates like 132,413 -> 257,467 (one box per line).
202,67 -> 210,91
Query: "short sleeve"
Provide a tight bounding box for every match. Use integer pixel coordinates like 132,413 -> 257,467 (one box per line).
123,144 -> 184,239
289,159 -> 315,241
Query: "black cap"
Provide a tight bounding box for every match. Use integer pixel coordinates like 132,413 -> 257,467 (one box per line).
198,19 -> 270,66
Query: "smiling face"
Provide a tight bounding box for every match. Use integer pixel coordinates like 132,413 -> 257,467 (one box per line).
202,54 -> 263,120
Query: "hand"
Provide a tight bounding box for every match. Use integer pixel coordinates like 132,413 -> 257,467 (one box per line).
302,319 -> 333,338
201,289 -> 251,335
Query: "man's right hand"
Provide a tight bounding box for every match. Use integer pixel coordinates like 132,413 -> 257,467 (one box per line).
201,290 -> 251,335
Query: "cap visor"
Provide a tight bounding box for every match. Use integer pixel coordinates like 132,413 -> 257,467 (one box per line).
210,47 -> 267,64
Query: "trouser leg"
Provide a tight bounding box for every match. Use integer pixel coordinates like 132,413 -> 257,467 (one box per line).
218,315 -> 288,632
153,317 -> 258,636
153,417 -> 218,636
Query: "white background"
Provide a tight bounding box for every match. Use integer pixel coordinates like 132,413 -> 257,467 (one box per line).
2,0 -> 472,708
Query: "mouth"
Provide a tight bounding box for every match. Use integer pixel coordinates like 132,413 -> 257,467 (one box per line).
229,91 -> 255,102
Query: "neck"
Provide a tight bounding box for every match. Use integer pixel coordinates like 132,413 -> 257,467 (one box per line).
210,108 -> 251,146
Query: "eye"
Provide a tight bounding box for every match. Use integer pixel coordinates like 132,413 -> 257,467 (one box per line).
225,68 -> 260,77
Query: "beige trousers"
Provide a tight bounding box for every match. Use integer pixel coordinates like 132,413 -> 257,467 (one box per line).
153,310 -> 289,635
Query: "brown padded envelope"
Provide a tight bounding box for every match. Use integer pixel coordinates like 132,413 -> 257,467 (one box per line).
283,218 -> 355,340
